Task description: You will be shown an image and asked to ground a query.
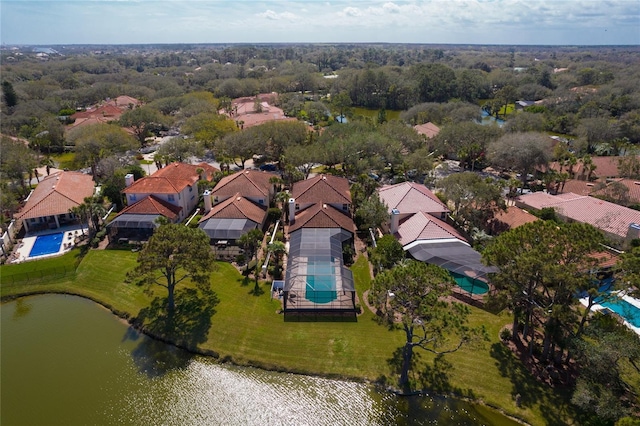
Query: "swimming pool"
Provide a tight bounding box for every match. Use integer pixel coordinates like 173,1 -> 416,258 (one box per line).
599,297 -> 640,328
304,260 -> 337,304
452,273 -> 489,295
29,232 -> 64,257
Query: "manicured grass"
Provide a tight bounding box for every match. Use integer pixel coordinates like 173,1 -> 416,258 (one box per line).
1,251 -> 570,425
50,152 -> 77,170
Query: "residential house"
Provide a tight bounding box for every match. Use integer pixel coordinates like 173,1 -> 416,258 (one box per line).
198,169 -> 275,256
413,122 -> 440,139
108,162 -> 218,241
488,206 -> 539,235
515,192 -> 640,247
198,192 -> 268,258
283,174 -> 357,313
378,181 -> 496,286
67,95 -> 142,131
543,155 -> 640,182
207,169 -> 276,207
15,171 -> 95,232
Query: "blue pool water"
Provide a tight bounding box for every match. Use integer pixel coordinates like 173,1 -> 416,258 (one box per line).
305,260 -> 337,304
599,297 -> 640,328
29,233 -> 64,257
452,273 -> 489,295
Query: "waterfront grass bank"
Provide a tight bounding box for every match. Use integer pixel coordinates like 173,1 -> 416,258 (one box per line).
1,250 -> 573,425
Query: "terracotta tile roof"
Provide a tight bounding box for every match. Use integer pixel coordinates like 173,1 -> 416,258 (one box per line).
558,179 -> 595,196
71,104 -> 122,120
291,174 -> 351,205
199,193 -> 266,224
490,206 -> 539,234
123,162 -> 211,194
591,251 -> 619,269
115,195 -> 182,220
222,94 -> 296,129
413,122 -> 440,138
289,203 -> 355,233
16,171 -> 95,219
591,178 -> 640,205
396,211 -> 465,246
378,182 -> 449,215
544,156 -> 640,180
107,96 -> 142,109
211,169 -> 275,199
516,192 -> 640,238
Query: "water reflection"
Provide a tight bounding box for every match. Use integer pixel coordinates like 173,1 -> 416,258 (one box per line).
2,295 -> 519,426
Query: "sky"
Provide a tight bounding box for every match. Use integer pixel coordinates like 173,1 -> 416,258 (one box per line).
1,0 -> 639,46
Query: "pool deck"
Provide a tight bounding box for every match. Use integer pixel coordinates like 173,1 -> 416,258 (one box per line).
579,291 -> 640,336
10,224 -> 89,264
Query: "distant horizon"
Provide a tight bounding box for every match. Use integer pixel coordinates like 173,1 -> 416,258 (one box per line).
1,1 -> 638,46
3,42 -> 640,48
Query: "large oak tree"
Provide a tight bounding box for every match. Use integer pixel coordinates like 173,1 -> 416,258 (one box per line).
127,224 -> 216,312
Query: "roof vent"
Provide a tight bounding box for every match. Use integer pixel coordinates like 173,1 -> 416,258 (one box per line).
586,183 -> 594,187
322,176 -> 326,180
634,182 -> 640,185
237,196 -> 241,201
245,170 -> 250,174
323,204 -> 327,209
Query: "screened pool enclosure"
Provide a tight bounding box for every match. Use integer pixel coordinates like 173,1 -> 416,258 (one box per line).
284,228 -> 356,312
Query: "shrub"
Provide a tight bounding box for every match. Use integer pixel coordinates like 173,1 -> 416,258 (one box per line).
267,207 -> 282,224
235,254 -> 246,265
500,328 -> 512,342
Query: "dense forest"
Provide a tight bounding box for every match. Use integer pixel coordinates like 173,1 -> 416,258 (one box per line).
2,43 -> 639,229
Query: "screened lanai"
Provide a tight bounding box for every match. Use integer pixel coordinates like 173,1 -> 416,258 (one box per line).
284,228 -> 356,312
405,238 -> 498,282
199,218 -> 259,242
106,213 -> 163,242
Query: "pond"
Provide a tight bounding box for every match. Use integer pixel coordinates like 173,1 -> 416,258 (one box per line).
1,295 -> 519,425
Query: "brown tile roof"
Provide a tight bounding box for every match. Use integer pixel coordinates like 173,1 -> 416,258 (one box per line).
544,156 -> 640,180
591,178 -> 640,205
413,122 -> 440,138
489,206 -> 539,234
199,193 -> 266,224
396,211 -> 465,246
123,162 -> 212,194
16,171 -> 95,219
558,179 -> 596,196
378,182 -> 449,215
107,96 -> 142,109
591,251 -> 620,269
291,174 -> 351,205
71,104 -> 123,120
115,195 -> 182,220
289,203 -> 355,233
515,192 -> 640,238
211,169 -> 275,199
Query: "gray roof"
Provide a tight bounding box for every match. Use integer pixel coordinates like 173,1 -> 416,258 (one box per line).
198,218 -> 258,240
284,228 -> 355,293
106,214 -> 162,229
406,239 -> 498,279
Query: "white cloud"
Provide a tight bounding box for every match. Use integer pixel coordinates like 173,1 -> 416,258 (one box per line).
257,9 -> 299,21
340,6 -> 362,17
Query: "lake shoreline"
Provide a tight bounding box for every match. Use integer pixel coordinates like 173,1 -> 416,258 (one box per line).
2,290 -> 530,425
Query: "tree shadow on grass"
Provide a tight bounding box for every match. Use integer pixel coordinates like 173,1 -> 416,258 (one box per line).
129,285 -> 219,377
385,347 -> 475,398
249,280 -> 265,296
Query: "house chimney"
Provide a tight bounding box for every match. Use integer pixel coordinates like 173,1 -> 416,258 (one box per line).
390,208 -> 400,235
124,173 -> 135,187
203,190 -> 212,213
288,198 -> 296,225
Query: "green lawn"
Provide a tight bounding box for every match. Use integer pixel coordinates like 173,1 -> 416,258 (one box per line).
50,152 -> 77,170
1,251 -> 572,425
